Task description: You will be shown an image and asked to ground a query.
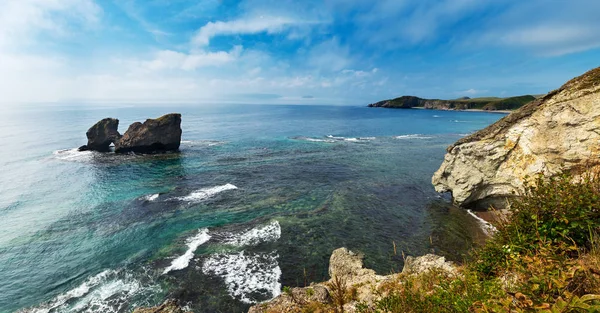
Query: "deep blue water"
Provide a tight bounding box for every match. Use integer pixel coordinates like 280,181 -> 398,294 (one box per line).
0,104 -> 504,313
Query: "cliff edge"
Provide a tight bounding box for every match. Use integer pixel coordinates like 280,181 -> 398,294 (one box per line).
432,66 -> 600,208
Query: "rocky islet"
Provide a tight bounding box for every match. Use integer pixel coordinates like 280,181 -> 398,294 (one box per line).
78,113 -> 182,154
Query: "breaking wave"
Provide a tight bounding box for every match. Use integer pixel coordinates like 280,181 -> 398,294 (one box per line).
176,184 -> 238,202
21,270 -> 159,313
141,194 -> 159,202
224,221 -> 281,247
163,228 -> 211,274
394,134 -> 433,140
53,149 -> 94,162
180,140 -> 225,147
202,251 -> 281,304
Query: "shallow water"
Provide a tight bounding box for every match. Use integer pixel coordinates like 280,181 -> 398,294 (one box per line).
0,104 -> 504,313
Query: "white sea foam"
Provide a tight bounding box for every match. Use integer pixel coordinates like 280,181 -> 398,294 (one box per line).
202,251 -> 282,304
181,140 -> 225,147
141,193 -> 159,202
467,210 -> 497,236
225,221 -> 281,247
22,269 -> 159,313
177,184 -> 238,202
433,115 -> 442,118
53,148 -> 94,162
163,228 -> 211,274
395,134 -> 433,140
23,270 -> 115,313
326,135 -> 373,142
303,138 -> 336,143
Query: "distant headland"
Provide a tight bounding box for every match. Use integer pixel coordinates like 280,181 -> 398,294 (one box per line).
367,95 -> 537,112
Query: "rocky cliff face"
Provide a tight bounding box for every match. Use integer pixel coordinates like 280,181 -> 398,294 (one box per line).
114,113 -> 182,153
432,66 -> 600,208
78,118 -> 121,152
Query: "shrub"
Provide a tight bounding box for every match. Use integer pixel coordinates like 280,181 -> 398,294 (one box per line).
472,173 -> 600,277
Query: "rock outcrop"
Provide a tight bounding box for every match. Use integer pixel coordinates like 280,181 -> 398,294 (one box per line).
432,66 -> 600,208
132,299 -> 190,313
402,254 -> 457,276
114,114 -> 182,153
248,248 -> 456,313
78,118 -> 121,152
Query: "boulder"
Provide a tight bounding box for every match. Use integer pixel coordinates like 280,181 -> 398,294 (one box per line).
432,66 -> 600,209
78,118 -> 120,152
114,114 -> 182,153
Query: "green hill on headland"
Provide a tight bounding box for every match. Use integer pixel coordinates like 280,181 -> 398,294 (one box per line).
368,95 -> 536,111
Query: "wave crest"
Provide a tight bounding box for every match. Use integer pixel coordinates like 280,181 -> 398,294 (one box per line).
225,221 -> 281,247
202,251 -> 281,304
163,228 -> 211,274
176,184 -> 238,202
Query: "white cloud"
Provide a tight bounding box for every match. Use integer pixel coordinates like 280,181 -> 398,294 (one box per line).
192,15 -> 315,47
0,0 -> 102,104
0,0 -> 101,49
491,25 -> 600,56
456,88 -> 488,96
145,46 -> 243,71
466,1 -> 600,56
307,39 -> 352,72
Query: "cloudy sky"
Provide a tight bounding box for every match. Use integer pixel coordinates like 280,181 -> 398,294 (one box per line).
1,0 -> 599,105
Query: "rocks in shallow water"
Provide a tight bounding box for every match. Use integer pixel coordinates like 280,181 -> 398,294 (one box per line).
248,247 -> 393,313
329,247 -> 376,281
132,299 -> 190,313
115,113 -> 182,153
432,66 -> 600,209
78,118 -> 121,152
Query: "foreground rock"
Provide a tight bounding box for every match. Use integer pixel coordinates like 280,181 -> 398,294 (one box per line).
78,118 -> 121,152
248,248 -> 456,313
432,66 -> 600,208
132,299 -> 190,313
115,113 -> 182,153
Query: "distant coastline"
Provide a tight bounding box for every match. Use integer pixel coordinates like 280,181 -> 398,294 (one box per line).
368,95 -> 536,112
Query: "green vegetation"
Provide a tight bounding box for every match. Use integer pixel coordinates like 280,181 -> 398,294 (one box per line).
481,95 -> 536,110
361,173 -> 600,312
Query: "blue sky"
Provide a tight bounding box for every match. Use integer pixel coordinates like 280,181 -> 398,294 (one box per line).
1,0 -> 599,105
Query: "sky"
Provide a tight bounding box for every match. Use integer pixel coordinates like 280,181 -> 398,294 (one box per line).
1,0 -> 600,105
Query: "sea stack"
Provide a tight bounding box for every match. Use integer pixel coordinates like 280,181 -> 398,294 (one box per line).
114,113 -> 182,153
432,66 -> 600,209
78,118 -> 121,152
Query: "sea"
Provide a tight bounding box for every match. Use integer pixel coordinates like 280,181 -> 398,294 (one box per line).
0,103 -> 504,313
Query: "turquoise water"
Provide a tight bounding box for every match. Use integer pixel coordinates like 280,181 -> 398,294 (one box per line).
0,104 -> 504,313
